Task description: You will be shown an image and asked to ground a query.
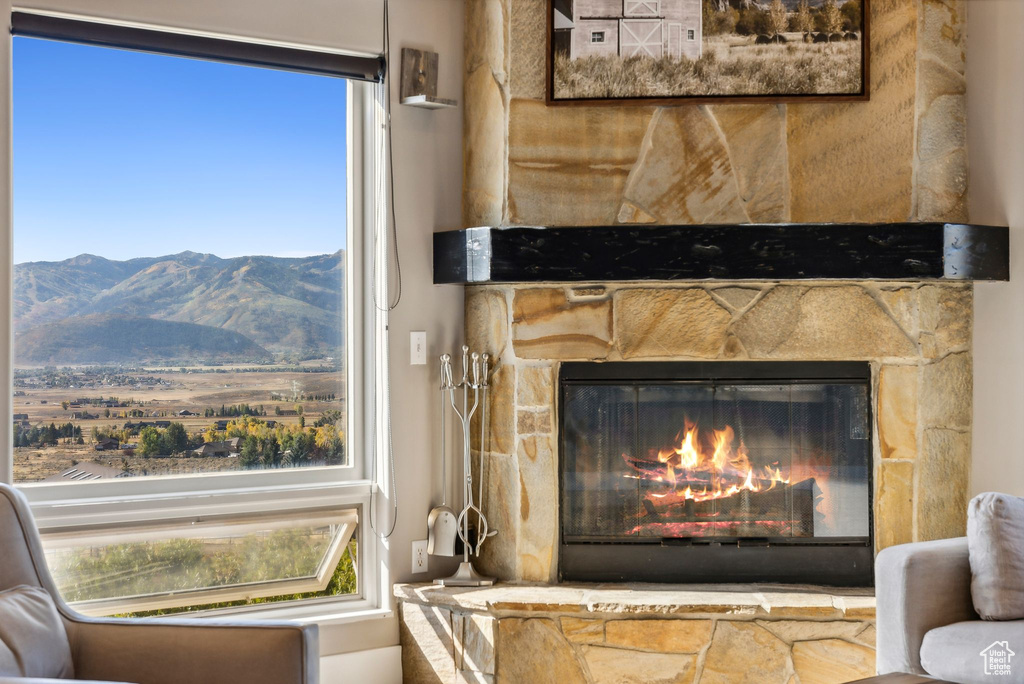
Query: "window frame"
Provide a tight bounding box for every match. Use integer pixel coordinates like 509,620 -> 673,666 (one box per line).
591,30 -> 606,43
5,23 -> 388,620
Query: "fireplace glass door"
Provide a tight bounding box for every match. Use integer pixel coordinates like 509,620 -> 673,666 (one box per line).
559,362 -> 873,585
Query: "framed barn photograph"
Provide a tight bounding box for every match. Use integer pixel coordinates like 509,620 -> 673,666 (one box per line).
547,0 -> 869,105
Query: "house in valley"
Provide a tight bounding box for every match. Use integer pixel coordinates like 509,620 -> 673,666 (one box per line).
557,0 -> 702,61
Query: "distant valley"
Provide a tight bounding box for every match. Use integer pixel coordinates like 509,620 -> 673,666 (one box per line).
14,251 -> 344,365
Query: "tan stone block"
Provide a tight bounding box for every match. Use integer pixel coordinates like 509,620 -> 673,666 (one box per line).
472,364 -> 514,456
700,621 -> 791,684
615,289 -> 731,359
711,287 -> 762,312
788,0 -> 916,222
465,0 -> 506,78
604,619 -> 712,654
509,0 -> 545,100
570,286 -> 607,299
476,453 -> 518,580
918,91 -> 965,165
507,100 -> 652,226
517,365 -> 553,407
512,289 -> 613,360
621,107 -> 750,224
733,286 -> 917,359
455,613 -> 496,675
517,435 -> 557,582
878,365 -> 918,460
876,461 -> 915,550
400,601 -> 455,683
517,409 -> 551,435
792,639 -> 876,684
920,352 -> 971,428
582,646 -> 697,684
855,624 -> 876,648
916,147 -> 968,223
757,620 -> 868,644
918,0 -> 965,73
495,618 -> 587,684
918,428 -> 970,541
710,104 -> 789,221
463,65 -> 506,227
878,287 -> 919,340
466,288 -> 509,358
919,285 -> 972,357
560,617 -> 604,644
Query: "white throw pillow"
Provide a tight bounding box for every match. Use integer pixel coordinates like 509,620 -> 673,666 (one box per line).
968,492 -> 1024,620
0,584 -> 74,678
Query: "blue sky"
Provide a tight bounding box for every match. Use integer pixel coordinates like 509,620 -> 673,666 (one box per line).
13,37 -> 348,265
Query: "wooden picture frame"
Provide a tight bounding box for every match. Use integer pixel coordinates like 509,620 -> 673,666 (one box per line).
546,0 -> 870,106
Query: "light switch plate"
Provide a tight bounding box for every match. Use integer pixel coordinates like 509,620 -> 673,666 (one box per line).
410,331 -> 427,365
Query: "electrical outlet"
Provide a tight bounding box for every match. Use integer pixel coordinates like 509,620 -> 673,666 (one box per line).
412,539 -> 428,574
410,331 -> 427,365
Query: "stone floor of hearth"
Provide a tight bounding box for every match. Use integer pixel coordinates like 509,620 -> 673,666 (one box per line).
395,582 -> 878,682
394,581 -> 874,618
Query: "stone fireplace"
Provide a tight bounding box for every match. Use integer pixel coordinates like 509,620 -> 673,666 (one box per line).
466,281 -> 972,584
395,0 -> 977,680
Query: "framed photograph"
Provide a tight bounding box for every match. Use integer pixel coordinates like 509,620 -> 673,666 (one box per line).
547,0 -> 869,106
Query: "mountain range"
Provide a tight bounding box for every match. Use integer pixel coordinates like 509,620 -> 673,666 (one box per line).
14,251 -> 344,365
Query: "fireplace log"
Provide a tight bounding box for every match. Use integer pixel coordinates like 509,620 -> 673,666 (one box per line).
640,478 -> 818,537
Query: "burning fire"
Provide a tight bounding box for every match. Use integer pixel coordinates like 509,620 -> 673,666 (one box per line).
626,421 -> 790,504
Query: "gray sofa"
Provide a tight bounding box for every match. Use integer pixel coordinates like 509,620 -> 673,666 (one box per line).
0,483 -> 319,684
877,536 -> 1024,683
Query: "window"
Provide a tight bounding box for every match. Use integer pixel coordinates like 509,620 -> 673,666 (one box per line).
687,29 -> 696,41
591,31 -> 606,43
10,13 -> 384,619
13,36 -> 351,483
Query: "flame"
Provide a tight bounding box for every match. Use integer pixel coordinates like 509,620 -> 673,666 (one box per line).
626,417 -> 791,506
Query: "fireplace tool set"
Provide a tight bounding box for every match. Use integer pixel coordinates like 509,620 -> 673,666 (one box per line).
431,346 -> 496,586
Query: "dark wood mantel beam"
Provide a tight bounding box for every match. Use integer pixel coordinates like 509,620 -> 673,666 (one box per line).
432,223 -> 1010,284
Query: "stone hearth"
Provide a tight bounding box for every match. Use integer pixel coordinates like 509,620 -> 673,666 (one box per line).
396,583 -> 876,683
466,281 -> 972,584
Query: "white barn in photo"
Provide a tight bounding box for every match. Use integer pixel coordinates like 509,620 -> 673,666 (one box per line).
558,0 -> 703,61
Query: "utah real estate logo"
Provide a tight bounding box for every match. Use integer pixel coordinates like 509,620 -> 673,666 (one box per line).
980,641 -> 1015,677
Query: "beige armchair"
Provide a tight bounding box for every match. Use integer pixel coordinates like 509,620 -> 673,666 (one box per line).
0,483 -> 319,684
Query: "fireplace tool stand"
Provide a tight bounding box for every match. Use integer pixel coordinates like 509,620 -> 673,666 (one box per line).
435,346 -> 496,587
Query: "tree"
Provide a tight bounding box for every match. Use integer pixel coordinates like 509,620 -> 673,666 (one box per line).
766,0 -> 787,38
61,400 -> 69,411
138,427 -> 161,457
162,422 -> 188,455
840,0 -> 861,32
735,7 -> 769,36
792,0 -> 813,34
821,0 -> 843,38
239,435 -> 261,468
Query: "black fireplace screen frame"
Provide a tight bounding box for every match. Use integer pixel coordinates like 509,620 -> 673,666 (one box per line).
558,361 -> 875,587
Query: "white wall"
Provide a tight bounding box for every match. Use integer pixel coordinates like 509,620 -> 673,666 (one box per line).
1,0 -> 466,667
968,0 -> 1024,496
380,0 -> 465,586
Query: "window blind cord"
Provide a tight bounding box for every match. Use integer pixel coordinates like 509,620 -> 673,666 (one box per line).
369,0 -> 399,540
371,0 -> 402,314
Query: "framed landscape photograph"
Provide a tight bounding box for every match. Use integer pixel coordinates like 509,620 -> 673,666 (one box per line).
547,0 -> 869,105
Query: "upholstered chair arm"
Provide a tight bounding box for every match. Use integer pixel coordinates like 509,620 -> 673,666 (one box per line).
0,679 -> 131,684
64,617 -> 318,684
875,537 -> 977,675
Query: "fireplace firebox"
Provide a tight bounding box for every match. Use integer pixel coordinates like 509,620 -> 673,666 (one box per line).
559,362 -> 873,586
